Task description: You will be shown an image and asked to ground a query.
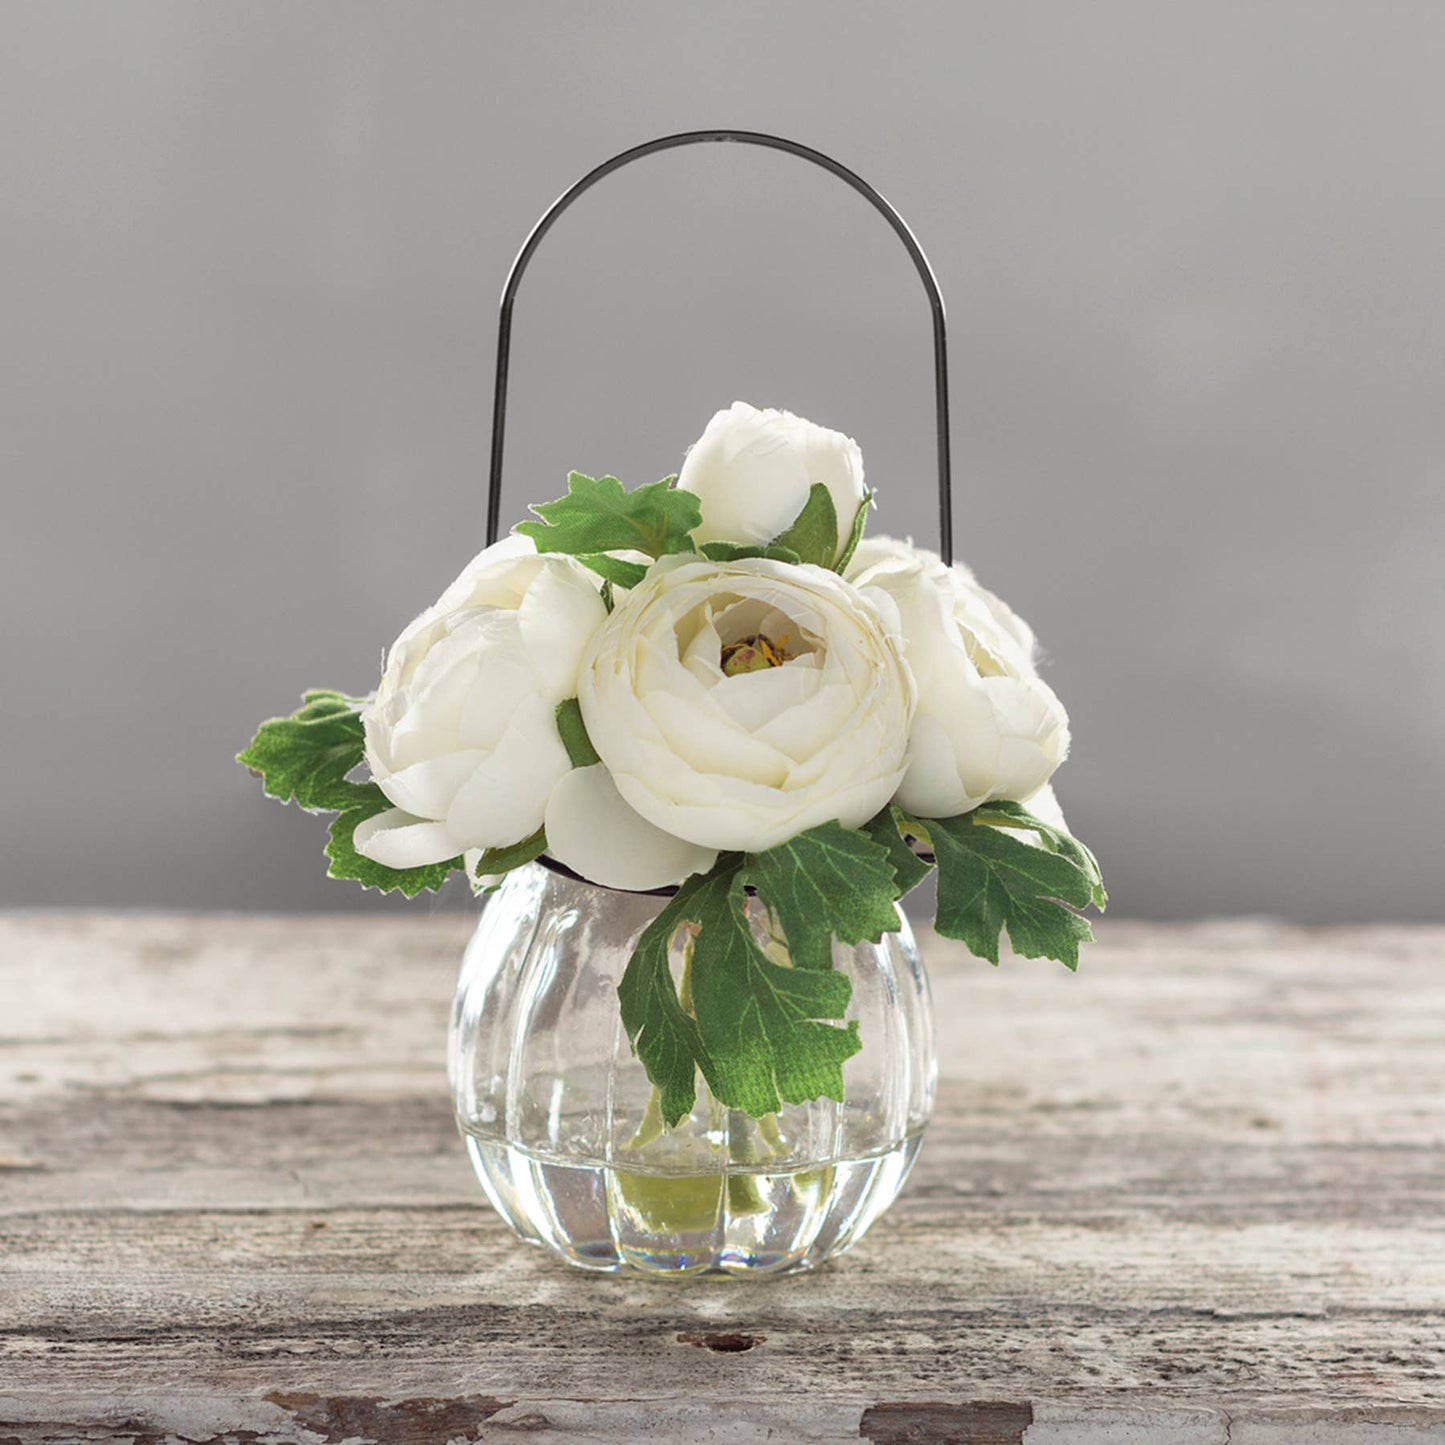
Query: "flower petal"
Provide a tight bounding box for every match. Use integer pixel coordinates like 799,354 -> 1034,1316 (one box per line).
351,808 -> 459,868
376,750 -> 487,819
445,692 -> 571,849
516,560 -> 609,701
1020,782 -> 1067,834
545,764 -> 717,891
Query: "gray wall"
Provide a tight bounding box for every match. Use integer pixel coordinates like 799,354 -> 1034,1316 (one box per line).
4,2 -> 1442,920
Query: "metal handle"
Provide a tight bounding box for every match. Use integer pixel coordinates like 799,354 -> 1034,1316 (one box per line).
486,128 -> 954,565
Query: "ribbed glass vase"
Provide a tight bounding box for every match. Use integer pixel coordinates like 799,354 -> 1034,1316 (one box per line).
448,860 -> 935,1278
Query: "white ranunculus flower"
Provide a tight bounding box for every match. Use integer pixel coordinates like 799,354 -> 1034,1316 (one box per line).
847,536 -> 1070,819
355,537 -> 608,868
677,401 -> 867,563
563,556 -> 915,865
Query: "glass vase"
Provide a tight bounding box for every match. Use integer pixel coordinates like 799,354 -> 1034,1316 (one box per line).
447,860 -> 936,1277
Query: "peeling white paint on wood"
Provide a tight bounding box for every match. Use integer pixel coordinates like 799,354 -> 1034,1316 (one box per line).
1,914 -> 1442,1442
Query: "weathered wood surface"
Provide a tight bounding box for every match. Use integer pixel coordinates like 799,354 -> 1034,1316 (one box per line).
1,913 -> 1442,1444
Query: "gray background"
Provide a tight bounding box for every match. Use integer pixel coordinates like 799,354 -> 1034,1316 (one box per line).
4,2 -> 1442,920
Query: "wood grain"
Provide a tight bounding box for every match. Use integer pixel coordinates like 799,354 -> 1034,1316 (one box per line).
1,914 -> 1442,1442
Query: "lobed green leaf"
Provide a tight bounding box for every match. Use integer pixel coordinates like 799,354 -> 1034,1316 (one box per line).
862,806 -> 936,897
618,858 -> 863,1126
745,821 -> 902,972
618,871 -> 720,1127
685,869 -> 860,1118
909,804 -> 1105,970
972,800 -> 1108,910
517,472 -> 700,560
236,689 -> 370,813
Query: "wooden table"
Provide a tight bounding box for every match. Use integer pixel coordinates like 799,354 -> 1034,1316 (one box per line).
1,915 -> 1442,1443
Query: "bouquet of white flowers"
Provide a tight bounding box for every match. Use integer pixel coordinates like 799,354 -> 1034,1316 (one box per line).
240,401 -> 1104,1127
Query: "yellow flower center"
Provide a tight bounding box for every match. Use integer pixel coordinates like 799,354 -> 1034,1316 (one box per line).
720,632 -> 791,676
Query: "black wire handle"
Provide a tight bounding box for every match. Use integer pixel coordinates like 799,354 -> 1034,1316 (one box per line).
486,128 -> 954,565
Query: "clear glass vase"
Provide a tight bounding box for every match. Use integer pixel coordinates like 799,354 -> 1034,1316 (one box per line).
447,860 -> 936,1277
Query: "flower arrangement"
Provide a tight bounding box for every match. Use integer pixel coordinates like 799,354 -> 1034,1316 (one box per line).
240,401 -> 1105,1127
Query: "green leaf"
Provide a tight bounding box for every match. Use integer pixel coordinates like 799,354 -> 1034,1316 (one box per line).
746,821 -> 902,971
862,806 -> 935,896
972,800 -> 1108,910
555,698 -> 600,767
908,806 -> 1105,970
324,784 -> 461,897
577,553 -> 649,589
237,689 -> 370,813
474,826 -> 547,878
834,491 -> 871,573
687,870 -> 861,1118
770,482 -> 839,567
618,871 -> 717,1127
516,473 -> 700,560
699,540 -> 803,565
618,859 -> 862,1126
